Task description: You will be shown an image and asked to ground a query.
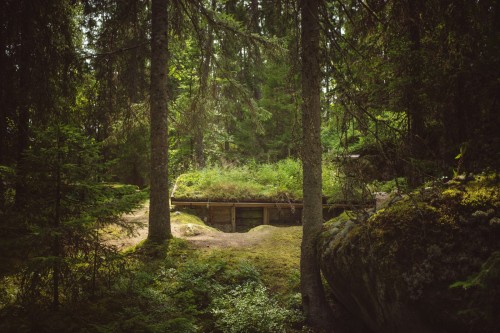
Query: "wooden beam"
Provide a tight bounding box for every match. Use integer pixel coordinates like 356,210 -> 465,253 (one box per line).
231,205 -> 236,232
171,200 -> 373,209
172,201 -> 291,207
263,207 -> 269,225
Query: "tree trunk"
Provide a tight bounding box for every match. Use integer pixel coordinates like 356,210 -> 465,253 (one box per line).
193,5 -> 214,169
52,126 -> 62,310
148,0 -> 171,243
0,1 -> 7,210
249,0 -> 262,101
14,0 -> 33,209
406,0 -> 424,185
193,123 -> 205,168
299,0 -> 334,331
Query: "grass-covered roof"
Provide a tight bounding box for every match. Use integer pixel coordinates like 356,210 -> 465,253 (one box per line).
171,159 -> 343,202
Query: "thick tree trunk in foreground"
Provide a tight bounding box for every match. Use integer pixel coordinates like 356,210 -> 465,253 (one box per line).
148,0 -> 171,243
299,0 -> 334,331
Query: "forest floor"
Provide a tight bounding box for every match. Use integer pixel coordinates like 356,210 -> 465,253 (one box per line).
1,201 -> 304,332
108,201 -> 283,250
105,201 -> 303,295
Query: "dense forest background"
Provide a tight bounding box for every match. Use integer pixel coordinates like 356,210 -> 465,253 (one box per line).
0,0 -> 499,332
2,0 -> 497,193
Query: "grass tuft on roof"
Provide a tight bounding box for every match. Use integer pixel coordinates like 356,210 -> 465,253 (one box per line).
172,159 -> 344,202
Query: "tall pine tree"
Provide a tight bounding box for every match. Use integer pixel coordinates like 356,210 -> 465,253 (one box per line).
148,0 -> 171,243
299,0 -> 334,330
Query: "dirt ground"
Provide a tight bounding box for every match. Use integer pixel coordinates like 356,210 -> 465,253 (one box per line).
109,202 -> 275,250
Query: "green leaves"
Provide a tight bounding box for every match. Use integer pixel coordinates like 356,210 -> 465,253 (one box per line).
212,282 -> 302,333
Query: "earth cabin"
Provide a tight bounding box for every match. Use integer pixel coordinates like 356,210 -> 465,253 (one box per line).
170,197 -> 371,232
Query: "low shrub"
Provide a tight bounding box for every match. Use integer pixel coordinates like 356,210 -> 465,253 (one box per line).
211,282 -> 303,333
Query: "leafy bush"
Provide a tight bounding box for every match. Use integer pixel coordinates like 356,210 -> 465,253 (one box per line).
211,282 -> 303,333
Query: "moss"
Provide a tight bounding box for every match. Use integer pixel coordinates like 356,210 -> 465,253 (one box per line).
125,237 -> 192,261
441,188 -> 463,201
324,211 -> 353,228
461,185 -> 499,209
319,173 -> 500,332
442,174 -> 500,211
248,225 -> 274,233
451,251 -> 500,290
363,201 -> 444,270
199,226 -> 302,296
170,211 -> 208,226
321,211 -> 360,250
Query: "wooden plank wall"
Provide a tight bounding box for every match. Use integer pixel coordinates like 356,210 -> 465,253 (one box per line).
209,206 -> 233,232
235,207 -> 263,232
268,207 -> 302,225
176,205 -> 345,232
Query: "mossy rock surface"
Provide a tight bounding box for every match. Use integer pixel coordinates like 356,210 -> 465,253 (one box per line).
319,174 -> 500,333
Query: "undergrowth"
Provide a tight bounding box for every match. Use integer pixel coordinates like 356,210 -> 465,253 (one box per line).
88,236 -> 304,333
0,223 -> 307,333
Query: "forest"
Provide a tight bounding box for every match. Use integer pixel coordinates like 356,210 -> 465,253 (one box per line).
0,0 -> 499,332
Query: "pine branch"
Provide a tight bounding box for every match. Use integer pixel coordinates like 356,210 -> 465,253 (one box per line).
81,41 -> 148,59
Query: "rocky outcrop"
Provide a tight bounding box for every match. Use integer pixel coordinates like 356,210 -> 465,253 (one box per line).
319,175 -> 500,333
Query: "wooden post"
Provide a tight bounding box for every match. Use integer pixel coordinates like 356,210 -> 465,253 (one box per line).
263,207 -> 269,225
231,206 -> 236,232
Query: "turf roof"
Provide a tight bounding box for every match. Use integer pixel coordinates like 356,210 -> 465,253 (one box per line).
171,159 -> 341,202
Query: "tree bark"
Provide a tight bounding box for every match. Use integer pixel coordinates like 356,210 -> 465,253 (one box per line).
299,0 -> 334,331
406,0 -> 424,185
0,0 -> 7,210
14,0 -> 33,209
193,5 -> 214,169
52,126 -> 62,310
148,0 -> 171,243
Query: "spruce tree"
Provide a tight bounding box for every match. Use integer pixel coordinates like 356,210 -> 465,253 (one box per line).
299,0 -> 334,330
148,0 -> 172,243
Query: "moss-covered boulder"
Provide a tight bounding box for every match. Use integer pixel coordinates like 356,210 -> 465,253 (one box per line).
319,175 -> 500,333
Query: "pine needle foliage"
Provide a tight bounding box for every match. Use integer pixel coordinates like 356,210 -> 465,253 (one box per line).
15,125 -> 147,308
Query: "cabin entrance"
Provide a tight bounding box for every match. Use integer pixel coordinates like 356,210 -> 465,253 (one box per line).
235,207 -> 263,232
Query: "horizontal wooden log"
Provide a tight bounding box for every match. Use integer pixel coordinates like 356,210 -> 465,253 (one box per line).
171,201 -> 372,208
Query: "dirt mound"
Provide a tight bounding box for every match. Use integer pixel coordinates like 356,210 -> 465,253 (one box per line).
107,203 -> 277,250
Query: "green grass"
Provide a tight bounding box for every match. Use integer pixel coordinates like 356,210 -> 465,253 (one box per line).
0,212 -> 307,332
198,225 -> 303,297
172,158 -> 342,202
114,222 -> 305,332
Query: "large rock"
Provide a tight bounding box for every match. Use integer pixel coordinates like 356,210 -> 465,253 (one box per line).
319,175 -> 500,333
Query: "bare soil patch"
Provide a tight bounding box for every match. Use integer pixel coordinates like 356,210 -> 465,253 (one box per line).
108,202 -> 276,250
